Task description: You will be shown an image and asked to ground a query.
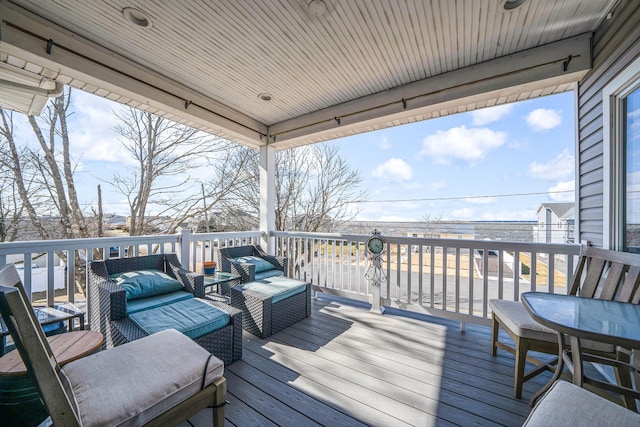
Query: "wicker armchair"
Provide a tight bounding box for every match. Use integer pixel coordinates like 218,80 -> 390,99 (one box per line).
88,254 -> 242,365
0,264 -> 227,427
218,245 -> 288,283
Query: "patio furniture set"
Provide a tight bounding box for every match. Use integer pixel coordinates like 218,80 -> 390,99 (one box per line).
492,246 -> 640,424
87,246 -> 310,360
0,245 -> 310,425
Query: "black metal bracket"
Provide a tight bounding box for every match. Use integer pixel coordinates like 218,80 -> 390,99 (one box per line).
334,117 -> 341,125
402,99 -> 407,109
185,100 -> 193,109
563,55 -> 573,72
46,39 -> 54,55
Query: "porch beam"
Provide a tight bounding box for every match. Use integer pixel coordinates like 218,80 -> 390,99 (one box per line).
259,145 -> 276,254
269,33 -> 592,147
0,2 -> 267,147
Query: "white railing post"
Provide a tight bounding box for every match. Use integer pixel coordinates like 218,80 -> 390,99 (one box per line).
259,145 -> 276,253
180,229 -> 191,269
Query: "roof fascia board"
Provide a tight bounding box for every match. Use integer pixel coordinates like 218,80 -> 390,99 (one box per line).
269,33 -> 592,146
0,2 -> 267,146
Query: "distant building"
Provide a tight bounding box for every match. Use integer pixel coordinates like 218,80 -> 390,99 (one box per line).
534,203 -> 575,244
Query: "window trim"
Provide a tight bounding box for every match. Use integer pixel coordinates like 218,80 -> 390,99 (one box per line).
603,55 -> 640,250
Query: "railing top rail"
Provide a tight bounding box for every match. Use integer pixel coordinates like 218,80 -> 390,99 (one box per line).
190,231 -> 261,240
0,234 -> 181,254
273,231 -> 581,255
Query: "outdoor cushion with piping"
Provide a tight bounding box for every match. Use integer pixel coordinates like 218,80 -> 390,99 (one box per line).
125,290 -> 195,315
523,380 -> 640,426
129,298 -> 230,339
233,256 -> 276,273
60,329 -> 224,426
110,269 -> 184,300
234,276 -> 308,303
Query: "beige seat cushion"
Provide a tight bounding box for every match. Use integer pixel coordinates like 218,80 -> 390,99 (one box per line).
523,380 -> 640,426
61,329 -> 224,427
490,299 -> 614,353
490,299 -> 557,342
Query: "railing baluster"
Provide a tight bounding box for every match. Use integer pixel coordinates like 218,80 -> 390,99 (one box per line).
455,247 -> 460,313
418,246 -> 423,307
548,253 -> 555,293
531,252 -> 537,292
429,245 -> 435,309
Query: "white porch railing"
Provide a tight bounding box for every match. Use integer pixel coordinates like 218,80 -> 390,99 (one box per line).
0,231 -> 260,307
0,230 -> 580,327
275,231 -> 581,326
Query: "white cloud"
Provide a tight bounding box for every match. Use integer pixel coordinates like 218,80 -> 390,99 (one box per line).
69,91 -> 131,163
528,149 -> 574,181
451,208 -> 474,219
471,104 -> 513,125
548,180 -> 575,202
430,180 -> 447,190
418,126 -> 507,164
526,108 -> 562,131
379,135 -> 391,150
372,158 -> 413,181
463,196 -> 497,204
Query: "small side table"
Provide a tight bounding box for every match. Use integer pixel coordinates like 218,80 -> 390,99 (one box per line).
34,302 -> 86,332
204,272 -> 241,300
1,303 -> 85,356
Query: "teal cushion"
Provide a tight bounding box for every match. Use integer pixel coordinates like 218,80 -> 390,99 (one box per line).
234,256 -> 275,273
129,298 -> 230,339
235,277 -> 307,303
126,291 -> 194,314
255,269 -> 285,280
110,269 -> 184,300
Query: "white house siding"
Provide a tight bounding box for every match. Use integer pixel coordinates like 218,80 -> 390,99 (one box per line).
577,0 -> 640,248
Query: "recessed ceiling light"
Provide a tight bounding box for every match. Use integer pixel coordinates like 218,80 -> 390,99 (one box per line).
122,7 -> 152,28
308,0 -> 327,16
258,93 -> 273,102
502,0 -> 528,11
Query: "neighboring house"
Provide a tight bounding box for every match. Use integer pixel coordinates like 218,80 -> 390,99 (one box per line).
534,203 -> 575,244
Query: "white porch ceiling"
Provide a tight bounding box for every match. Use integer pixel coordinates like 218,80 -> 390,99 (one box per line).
0,0 -> 619,149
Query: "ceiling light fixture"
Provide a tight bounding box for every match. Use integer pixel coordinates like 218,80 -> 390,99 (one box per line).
502,0 -> 528,11
308,0 -> 327,16
122,7 -> 153,28
258,93 -> 273,102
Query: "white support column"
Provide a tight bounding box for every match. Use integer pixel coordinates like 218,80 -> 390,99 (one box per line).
260,145 -> 276,253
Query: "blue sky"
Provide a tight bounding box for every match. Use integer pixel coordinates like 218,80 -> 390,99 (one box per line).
336,92 -> 575,222
26,90 -> 575,222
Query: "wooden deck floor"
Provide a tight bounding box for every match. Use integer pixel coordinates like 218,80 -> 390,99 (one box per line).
182,296 -> 553,426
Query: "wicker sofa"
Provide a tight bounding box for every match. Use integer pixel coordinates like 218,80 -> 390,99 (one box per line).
88,254 -> 242,365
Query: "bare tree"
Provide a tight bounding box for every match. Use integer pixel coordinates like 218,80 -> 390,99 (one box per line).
215,143 -> 367,232
0,88 -> 97,296
110,108 -> 249,236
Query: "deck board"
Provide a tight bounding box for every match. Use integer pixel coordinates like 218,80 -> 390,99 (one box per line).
182,295 -> 551,426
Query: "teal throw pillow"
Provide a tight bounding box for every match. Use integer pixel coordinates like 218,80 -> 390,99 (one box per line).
110,269 -> 184,300
234,256 -> 275,273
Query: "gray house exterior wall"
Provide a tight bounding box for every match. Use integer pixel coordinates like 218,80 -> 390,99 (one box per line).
577,0 -> 640,248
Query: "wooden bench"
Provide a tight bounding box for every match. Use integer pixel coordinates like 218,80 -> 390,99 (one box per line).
490,246 -> 640,399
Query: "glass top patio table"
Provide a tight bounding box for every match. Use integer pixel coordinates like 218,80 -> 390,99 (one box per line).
521,292 -> 640,350
522,292 -> 640,410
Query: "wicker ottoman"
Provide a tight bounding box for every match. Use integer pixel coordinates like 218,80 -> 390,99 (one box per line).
230,277 -> 311,338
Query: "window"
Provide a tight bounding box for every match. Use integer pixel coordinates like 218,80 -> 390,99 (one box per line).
604,55 -> 640,252
624,88 -> 640,252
